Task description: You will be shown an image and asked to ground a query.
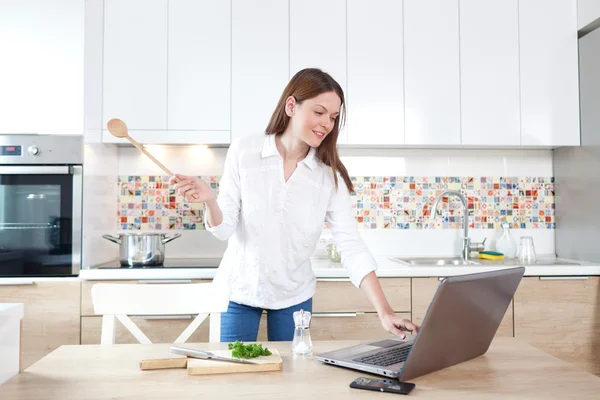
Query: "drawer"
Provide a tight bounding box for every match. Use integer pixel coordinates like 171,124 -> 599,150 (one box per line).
313,278 -> 411,313
256,312 -> 410,342
81,315 -> 210,344
81,279 -> 211,316
310,312 -> 410,341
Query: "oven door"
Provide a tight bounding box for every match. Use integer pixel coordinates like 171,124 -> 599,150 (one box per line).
0,166 -> 82,277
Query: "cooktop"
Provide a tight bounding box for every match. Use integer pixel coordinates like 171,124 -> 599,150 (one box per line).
89,258 -> 222,269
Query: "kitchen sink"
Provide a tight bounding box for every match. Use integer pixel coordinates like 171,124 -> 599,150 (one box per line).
389,257 -> 581,267
390,257 -> 481,266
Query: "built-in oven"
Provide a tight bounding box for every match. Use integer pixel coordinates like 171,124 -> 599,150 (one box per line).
0,135 -> 83,277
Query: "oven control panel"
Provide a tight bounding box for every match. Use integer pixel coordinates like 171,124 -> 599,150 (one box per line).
0,135 -> 82,164
0,145 -> 22,156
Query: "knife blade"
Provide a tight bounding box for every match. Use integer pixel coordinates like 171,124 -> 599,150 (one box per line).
170,345 -> 260,365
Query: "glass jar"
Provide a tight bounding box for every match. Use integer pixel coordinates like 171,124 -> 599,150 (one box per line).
326,239 -> 341,262
292,309 -> 313,356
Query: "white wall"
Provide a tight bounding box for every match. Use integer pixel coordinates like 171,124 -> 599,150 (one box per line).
82,143 -> 119,267
578,0 -> 600,29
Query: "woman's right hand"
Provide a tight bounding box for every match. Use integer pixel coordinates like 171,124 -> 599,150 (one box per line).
169,174 -> 216,203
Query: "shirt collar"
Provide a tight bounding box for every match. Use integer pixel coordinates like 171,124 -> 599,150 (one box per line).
261,134 -> 319,170
261,134 -> 279,158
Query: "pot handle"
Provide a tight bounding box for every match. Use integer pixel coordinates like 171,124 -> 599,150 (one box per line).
162,233 -> 182,245
102,234 -> 122,245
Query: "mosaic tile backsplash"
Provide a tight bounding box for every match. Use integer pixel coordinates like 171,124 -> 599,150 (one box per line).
117,176 -> 554,230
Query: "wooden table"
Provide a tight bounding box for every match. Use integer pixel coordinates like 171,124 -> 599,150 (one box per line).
1,338 -> 600,399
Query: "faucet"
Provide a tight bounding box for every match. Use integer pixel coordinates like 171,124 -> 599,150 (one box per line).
430,190 -> 486,261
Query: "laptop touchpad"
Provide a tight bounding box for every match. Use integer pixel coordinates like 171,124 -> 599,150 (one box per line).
369,339 -> 403,348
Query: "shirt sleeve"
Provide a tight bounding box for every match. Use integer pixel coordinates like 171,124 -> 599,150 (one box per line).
205,140 -> 242,240
325,175 -> 377,288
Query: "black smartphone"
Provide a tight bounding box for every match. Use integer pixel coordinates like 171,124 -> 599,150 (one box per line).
350,377 -> 415,395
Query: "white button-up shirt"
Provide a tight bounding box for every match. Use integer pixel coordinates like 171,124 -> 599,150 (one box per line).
207,134 -> 377,309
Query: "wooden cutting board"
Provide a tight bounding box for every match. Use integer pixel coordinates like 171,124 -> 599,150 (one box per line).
187,349 -> 282,375
140,357 -> 188,370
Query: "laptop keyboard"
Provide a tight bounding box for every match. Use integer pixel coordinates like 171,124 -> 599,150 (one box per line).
353,345 -> 413,367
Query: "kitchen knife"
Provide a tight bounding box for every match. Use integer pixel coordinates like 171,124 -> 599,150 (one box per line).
170,345 -> 260,365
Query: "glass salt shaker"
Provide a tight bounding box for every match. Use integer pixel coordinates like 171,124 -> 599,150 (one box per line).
292,309 -> 313,356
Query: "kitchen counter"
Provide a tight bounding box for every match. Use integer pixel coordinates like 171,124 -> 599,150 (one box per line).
1,338 -> 599,399
76,256 -> 600,280
313,256 -> 600,278
0,303 -> 24,318
79,257 -> 221,280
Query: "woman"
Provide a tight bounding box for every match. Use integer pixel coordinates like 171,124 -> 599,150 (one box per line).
171,68 -> 419,342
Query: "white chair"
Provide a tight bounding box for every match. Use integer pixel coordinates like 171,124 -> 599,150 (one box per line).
91,282 -> 230,345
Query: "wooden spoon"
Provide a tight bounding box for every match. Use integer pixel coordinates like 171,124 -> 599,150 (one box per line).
106,118 -> 173,175
106,118 -> 199,200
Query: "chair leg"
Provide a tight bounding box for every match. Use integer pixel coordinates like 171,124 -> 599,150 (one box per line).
101,315 -> 116,345
209,313 -> 221,343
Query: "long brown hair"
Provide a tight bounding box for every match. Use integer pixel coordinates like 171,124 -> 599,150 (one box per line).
265,68 -> 353,192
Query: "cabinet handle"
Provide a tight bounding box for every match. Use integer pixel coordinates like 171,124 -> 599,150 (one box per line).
0,166 -> 71,175
539,276 -> 589,280
138,315 -> 194,320
137,280 -> 193,284
312,313 -> 359,318
316,278 -> 351,282
0,280 -> 34,286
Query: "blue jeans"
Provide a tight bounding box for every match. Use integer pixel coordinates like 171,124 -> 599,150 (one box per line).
220,298 -> 313,342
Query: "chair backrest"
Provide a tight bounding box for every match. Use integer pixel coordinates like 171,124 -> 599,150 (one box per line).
91,282 -> 230,345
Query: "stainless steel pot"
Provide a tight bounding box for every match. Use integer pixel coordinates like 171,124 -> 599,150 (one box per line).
102,233 -> 181,266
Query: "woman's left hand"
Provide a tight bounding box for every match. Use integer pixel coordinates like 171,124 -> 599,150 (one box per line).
379,313 -> 420,339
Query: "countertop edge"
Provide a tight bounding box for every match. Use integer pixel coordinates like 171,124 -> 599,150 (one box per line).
5,257 -> 599,281
77,266 -> 600,282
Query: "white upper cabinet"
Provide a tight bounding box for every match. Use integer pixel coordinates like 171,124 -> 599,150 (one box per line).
0,0 -> 83,135
404,0 -> 460,145
460,0 -> 520,146
103,0 -> 231,144
519,0 -> 580,146
103,0 -> 168,132
84,0 -> 104,140
578,0 -> 600,30
168,0 -> 230,135
347,0 -> 404,145
231,0 -> 289,141
290,0 -> 347,143
92,0 -> 580,147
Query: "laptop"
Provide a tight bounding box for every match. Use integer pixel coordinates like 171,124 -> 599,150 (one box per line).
316,267 -> 525,381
